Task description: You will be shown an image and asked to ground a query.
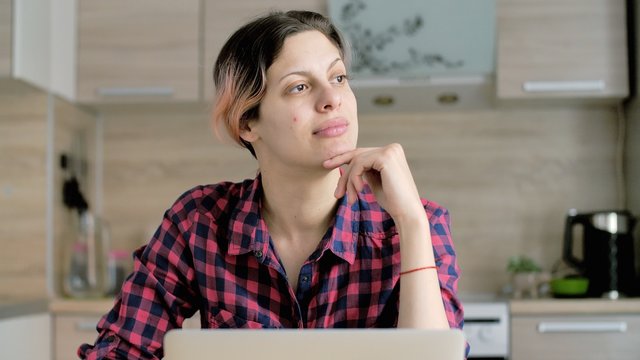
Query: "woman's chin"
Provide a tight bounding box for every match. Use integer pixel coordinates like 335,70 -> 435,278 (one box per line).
322,144 -> 356,163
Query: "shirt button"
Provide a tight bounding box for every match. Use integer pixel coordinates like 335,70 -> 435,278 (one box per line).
301,275 -> 309,282
254,250 -> 263,258
105,335 -> 116,343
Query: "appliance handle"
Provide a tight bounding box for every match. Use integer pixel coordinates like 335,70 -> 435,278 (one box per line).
537,321 -> 627,333
563,211 -> 585,270
75,320 -> 100,332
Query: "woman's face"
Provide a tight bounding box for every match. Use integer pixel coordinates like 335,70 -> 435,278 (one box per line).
242,30 -> 358,170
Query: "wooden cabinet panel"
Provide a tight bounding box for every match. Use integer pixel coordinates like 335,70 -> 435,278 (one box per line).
511,315 -> 640,360
54,312 -> 201,359
76,0 -> 200,103
0,0 -> 11,77
54,314 -> 103,360
202,1 -> 326,101
497,0 -> 628,100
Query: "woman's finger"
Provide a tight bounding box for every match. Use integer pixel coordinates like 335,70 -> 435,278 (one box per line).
334,165 -> 350,199
347,180 -> 359,205
322,148 -> 372,169
348,162 -> 367,194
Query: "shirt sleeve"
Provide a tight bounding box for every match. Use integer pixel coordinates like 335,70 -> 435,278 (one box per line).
426,204 -> 470,358
78,208 -> 199,360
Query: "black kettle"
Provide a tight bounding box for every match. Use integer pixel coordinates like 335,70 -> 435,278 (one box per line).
563,209 -> 639,298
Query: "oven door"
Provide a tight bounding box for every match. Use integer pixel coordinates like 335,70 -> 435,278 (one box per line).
463,302 -> 509,359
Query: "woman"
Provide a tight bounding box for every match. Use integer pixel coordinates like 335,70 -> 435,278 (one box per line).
80,10 -> 464,360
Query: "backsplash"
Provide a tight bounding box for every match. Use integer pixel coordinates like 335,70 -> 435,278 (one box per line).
101,104 -> 619,295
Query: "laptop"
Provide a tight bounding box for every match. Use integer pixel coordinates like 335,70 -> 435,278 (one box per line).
163,328 -> 466,360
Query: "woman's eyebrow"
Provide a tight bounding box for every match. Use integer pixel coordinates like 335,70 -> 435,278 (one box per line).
278,58 -> 343,83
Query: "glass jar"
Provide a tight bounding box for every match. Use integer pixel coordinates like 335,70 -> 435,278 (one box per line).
63,211 -> 109,298
105,249 -> 132,296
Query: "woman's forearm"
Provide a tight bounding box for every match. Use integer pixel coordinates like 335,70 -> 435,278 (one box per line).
396,215 -> 450,329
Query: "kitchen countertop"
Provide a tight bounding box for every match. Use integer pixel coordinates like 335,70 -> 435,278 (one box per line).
0,298 -> 49,320
510,298 -> 640,315
4,296 -> 640,319
49,298 -> 115,315
0,297 -> 115,320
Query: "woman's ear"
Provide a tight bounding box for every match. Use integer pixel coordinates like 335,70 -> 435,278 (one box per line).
239,119 -> 259,143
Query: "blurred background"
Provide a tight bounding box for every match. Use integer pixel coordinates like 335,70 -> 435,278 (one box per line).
1,1 -> 639,359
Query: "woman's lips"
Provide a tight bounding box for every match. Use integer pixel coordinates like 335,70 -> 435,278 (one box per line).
313,118 -> 348,138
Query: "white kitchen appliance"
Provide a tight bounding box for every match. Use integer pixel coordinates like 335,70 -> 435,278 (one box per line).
463,301 -> 510,359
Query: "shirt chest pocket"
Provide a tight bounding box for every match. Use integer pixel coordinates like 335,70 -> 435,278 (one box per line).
208,308 -> 281,329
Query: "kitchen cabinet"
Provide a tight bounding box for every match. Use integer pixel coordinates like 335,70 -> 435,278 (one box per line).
0,0 -> 11,77
202,0 -> 326,101
54,314 -> 103,360
51,299 -> 200,360
12,0 -> 200,103
511,314 -> 640,360
74,0 -> 200,103
497,0 -> 628,101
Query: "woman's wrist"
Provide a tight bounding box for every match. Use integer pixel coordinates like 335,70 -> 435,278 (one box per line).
396,213 -> 436,272
392,203 -> 429,231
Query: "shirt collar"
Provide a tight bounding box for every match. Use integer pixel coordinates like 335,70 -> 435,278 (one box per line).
227,175 -> 270,257
226,175 -> 359,264
316,195 -> 358,264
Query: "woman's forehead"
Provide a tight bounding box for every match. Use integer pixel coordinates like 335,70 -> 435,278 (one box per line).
269,31 -> 343,74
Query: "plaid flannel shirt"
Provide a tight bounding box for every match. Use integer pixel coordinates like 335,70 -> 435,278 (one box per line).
79,175 -> 465,359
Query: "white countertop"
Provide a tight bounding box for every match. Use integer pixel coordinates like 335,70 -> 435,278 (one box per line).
509,298 -> 640,315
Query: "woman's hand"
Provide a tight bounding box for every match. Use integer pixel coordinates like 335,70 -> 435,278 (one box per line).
322,143 -> 424,223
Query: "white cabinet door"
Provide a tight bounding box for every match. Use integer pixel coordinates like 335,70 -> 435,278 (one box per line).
0,0 -> 11,77
0,313 -> 51,360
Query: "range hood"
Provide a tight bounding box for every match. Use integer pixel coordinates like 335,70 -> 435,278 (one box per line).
328,0 -> 496,112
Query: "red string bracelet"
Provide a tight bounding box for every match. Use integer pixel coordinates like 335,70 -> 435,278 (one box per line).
399,265 -> 437,276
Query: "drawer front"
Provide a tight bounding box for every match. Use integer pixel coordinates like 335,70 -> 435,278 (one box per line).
54,315 -> 102,360
55,312 -> 201,359
511,315 -> 640,360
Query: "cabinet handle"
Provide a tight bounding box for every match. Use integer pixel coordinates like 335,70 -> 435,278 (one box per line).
75,321 -> 99,332
537,321 -> 627,333
96,87 -> 174,97
522,80 -> 605,92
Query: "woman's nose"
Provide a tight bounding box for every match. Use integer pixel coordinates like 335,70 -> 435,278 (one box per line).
316,85 -> 342,112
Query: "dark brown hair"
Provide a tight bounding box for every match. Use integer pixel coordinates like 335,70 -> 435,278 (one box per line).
212,10 -> 349,157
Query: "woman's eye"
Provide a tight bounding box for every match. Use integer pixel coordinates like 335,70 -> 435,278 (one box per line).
289,84 -> 307,93
333,74 -> 349,84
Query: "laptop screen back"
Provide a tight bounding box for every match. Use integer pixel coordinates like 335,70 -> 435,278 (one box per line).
164,328 -> 466,360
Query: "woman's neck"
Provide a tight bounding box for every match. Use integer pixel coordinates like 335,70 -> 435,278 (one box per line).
260,166 -> 341,242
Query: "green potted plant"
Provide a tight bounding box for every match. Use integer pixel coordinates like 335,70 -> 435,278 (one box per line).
507,256 -> 545,298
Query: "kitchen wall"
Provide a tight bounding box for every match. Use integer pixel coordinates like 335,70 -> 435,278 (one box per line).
0,80 -> 48,300
101,103 -> 619,295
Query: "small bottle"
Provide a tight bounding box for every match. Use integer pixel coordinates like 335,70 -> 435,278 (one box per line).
63,211 -> 108,298
105,250 -> 131,296
66,242 -> 90,296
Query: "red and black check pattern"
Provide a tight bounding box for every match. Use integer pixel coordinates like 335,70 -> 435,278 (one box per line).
79,176 -> 465,359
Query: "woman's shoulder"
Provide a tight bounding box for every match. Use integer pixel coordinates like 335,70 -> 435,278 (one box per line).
167,178 -> 256,220
420,198 -> 450,220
